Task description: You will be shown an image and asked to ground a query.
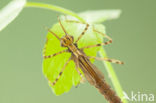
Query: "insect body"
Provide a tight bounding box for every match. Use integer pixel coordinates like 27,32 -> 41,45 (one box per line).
43,17 -> 123,103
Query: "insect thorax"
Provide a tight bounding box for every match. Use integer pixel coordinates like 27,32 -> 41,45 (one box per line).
60,35 -> 74,47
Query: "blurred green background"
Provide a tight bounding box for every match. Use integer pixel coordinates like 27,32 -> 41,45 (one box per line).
0,0 -> 156,103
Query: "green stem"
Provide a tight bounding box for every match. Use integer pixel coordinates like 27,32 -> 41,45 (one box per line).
25,2 -> 85,23
99,48 -> 128,103
25,2 -> 127,103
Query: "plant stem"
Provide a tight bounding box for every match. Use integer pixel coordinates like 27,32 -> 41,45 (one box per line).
25,2 -> 85,23
25,2 -> 127,103
99,47 -> 127,103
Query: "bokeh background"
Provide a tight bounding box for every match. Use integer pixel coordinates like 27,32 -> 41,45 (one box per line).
0,0 -> 156,103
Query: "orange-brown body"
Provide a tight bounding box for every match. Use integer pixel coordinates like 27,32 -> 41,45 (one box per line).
45,17 -> 123,103
60,34 -> 122,103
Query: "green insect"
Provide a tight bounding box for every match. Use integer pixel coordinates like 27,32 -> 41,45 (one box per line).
43,16 -> 123,103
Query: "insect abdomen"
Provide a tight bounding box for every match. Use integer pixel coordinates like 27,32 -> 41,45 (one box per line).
96,80 -> 122,103
78,55 -> 122,103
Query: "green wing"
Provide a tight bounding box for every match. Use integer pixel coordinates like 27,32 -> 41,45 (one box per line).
43,21 -> 105,95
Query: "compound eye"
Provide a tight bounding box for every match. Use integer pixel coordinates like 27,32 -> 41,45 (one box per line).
66,36 -> 70,40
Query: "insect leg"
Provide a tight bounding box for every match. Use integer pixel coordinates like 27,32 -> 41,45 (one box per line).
80,27 -> 112,50
93,26 -> 112,45
49,57 -> 72,86
64,16 -> 89,43
87,56 -> 124,65
64,15 -> 86,24
43,49 -> 69,59
75,23 -> 89,43
43,38 -> 48,55
80,41 -> 112,50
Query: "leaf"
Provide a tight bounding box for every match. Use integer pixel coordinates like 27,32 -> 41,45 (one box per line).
43,21 -> 105,95
0,0 -> 26,32
78,10 -> 121,23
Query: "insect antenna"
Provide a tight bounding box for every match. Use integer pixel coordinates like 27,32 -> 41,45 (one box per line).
57,16 -> 68,35
44,26 -> 61,40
